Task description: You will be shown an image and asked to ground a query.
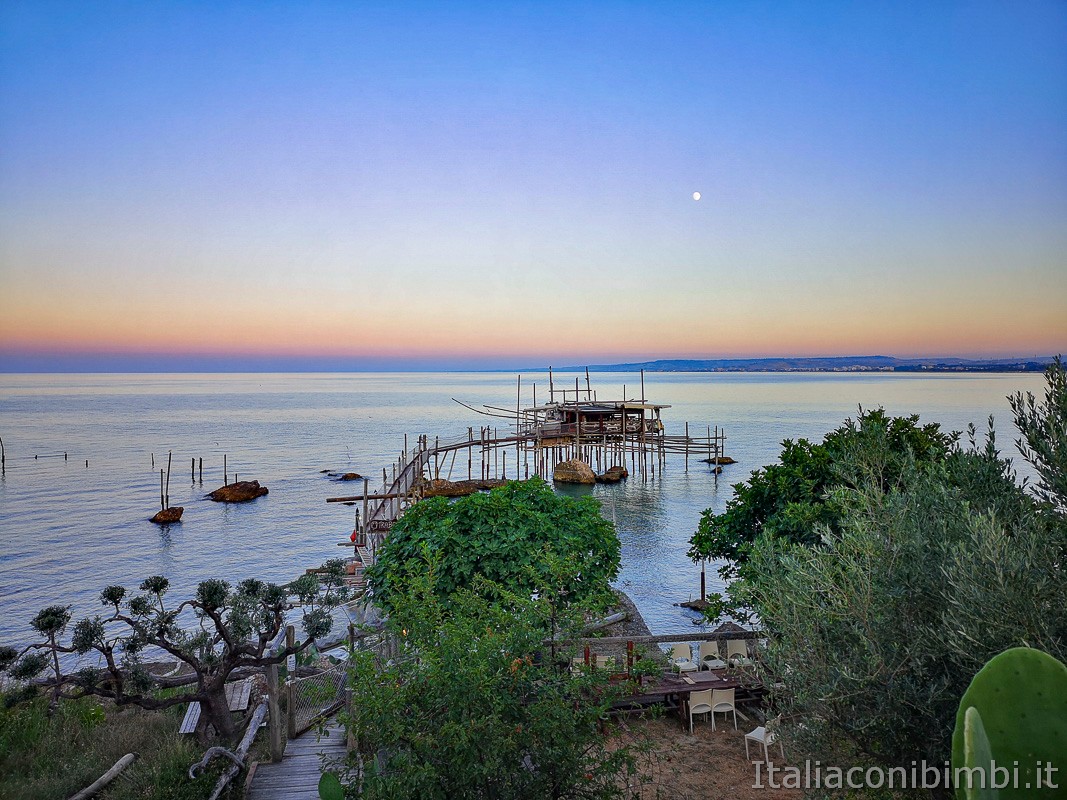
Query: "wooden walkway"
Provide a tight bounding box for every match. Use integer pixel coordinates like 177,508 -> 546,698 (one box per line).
246,718 -> 347,800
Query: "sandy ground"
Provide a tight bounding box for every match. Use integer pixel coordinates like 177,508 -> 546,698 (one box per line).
610,714 -> 803,800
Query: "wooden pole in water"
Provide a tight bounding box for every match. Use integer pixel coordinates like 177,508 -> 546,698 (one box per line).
468,428 -> 473,480
362,477 -> 369,539
165,451 -> 172,509
714,425 -> 719,484
640,369 -> 645,403
548,366 -> 554,402
516,374 -> 521,476
585,367 -> 591,401
191,457 -> 195,482
198,457 -> 202,482
0,435 -> 5,474
224,454 -> 228,485
685,421 -> 689,472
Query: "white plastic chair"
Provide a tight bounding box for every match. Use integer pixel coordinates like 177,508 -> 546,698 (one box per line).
698,640 -> 726,670
745,717 -> 785,762
727,639 -> 753,667
687,688 -> 713,734
670,642 -> 697,673
710,687 -> 737,730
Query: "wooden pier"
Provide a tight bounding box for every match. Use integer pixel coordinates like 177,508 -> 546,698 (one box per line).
327,369 -> 728,569
246,718 -> 347,800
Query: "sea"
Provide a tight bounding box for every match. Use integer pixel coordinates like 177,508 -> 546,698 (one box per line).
0,370 -> 1046,648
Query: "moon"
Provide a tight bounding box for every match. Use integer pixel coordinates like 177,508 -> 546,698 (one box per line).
692,191 -> 701,201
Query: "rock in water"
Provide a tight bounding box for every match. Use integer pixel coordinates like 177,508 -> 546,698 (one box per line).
422,478 -> 479,497
553,459 -> 596,485
208,480 -> 269,503
150,507 -> 184,524
596,465 -> 629,483
339,472 -> 362,481
700,456 -> 736,465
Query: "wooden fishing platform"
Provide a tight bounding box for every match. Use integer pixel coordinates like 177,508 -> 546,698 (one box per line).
326,369 -> 729,568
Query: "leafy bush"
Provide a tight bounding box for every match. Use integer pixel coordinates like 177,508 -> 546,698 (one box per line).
340,569 -> 642,800
730,360 -> 1067,773
366,478 -> 620,613
688,408 -> 957,578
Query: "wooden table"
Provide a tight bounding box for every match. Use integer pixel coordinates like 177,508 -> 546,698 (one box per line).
620,668 -> 762,728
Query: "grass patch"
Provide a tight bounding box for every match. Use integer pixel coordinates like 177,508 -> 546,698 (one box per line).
0,694 -> 239,800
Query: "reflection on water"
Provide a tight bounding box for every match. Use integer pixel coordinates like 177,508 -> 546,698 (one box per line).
0,370 -> 1044,645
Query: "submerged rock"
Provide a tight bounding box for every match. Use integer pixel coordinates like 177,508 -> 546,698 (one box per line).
150,506 -> 184,524
208,480 -> 269,503
596,465 -> 629,483
339,472 -> 362,481
699,456 -> 736,465
553,459 -> 596,485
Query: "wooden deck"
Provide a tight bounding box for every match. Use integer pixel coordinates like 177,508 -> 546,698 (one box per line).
246,718 -> 348,800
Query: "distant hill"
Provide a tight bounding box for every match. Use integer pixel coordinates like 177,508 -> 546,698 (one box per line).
553,356 -> 1055,373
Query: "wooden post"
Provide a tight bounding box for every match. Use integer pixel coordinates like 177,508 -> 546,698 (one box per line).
516,374 -> 521,475
266,658 -> 284,760
285,625 -> 296,740
714,425 -> 719,484
198,457 -> 202,482
362,477 -> 369,537
0,435 -> 4,474
548,366 -> 554,402
224,454 -> 228,485
700,561 -> 706,602
159,469 -> 165,511
468,428 -> 473,480
640,369 -> 645,403
585,366 -> 591,400
685,421 -> 689,473
165,451 -> 172,508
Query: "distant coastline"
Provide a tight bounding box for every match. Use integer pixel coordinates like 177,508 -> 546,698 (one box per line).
553,356 -> 1057,374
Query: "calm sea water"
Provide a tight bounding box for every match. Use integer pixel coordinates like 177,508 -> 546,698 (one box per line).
0,370 -> 1045,647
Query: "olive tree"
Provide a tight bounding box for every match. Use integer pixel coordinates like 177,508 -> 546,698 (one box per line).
0,560 -> 350,742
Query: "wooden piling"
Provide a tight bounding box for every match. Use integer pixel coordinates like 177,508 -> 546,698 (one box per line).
285,625 -> 296,740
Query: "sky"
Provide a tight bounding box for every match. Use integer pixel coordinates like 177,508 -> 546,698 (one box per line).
1,1 -> 1065,371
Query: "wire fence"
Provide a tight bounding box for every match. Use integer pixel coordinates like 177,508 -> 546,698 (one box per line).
288,662 -> 349,737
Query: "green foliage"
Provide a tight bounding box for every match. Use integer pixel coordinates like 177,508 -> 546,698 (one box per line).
689,408 -> 957,578
1010,356 -> 1067,514
0,694 -> 221,800
341,571 -> 641,800
30,605 -> 72,638
366,478 -> 621,613
734,368 -> 1067,774
951,648 -> 1067,800
2,562 -> 349,743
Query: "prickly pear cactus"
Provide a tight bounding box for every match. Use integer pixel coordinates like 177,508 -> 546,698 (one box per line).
952,647 -> 1067,799
318,771 -> 344,800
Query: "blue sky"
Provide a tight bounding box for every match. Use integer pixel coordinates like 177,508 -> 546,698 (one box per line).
1,1 -> 1065,370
